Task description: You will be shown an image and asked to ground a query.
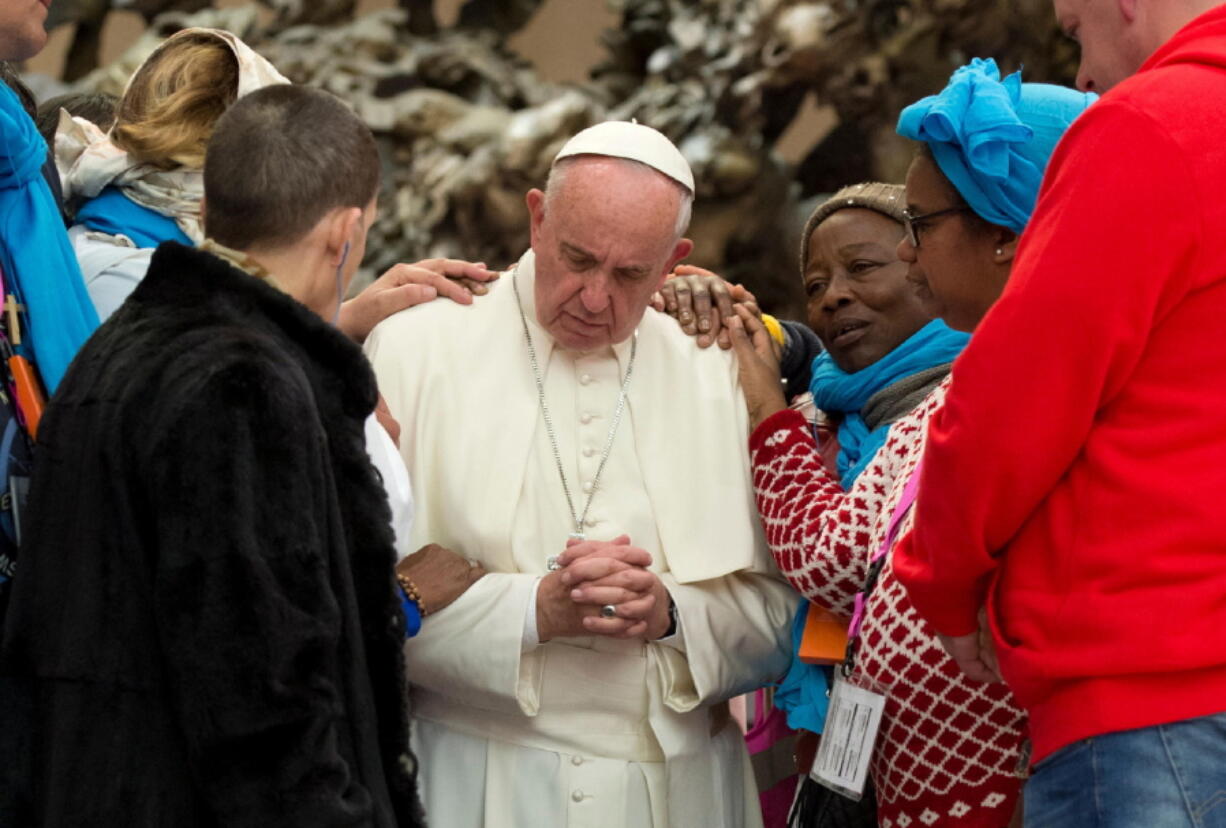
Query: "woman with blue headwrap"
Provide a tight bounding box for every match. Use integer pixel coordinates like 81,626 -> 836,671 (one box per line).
894,58 -> 1097,333
723,59 -> 1093,827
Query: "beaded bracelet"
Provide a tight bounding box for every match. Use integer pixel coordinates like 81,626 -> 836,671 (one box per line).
398,587 -> 423,638
397,572 -> 428,617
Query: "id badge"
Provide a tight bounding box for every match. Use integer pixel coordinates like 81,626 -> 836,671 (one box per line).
810,670 -> 886,801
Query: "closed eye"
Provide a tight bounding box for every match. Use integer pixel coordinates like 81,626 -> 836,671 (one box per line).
848,259 -> 884,275
614,267 -> 650,282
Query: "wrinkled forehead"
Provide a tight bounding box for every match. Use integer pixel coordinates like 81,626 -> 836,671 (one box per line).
550,156 -> 686,206
548,160 -> 683,250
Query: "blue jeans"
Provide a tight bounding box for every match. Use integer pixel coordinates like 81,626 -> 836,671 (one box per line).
1024,711 -> 1226,827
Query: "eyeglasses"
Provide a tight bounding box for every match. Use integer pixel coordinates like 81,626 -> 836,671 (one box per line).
902,206 -> 972,248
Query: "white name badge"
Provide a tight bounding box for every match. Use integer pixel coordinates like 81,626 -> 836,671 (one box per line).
810,671 -> 886,801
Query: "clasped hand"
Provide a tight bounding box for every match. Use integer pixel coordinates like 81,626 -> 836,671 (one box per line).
535,535 -> 671,642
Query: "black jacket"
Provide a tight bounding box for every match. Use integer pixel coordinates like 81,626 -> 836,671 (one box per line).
0,243 -> 424,827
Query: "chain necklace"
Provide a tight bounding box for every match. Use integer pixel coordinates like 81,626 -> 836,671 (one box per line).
512,271 -> 637,559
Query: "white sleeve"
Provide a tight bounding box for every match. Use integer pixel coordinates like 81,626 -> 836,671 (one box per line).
362,414 -> 415,559
521,576 -> 543,652
651,572 -> 794,713
405,572 -> 545,715
69,227 -> 155,323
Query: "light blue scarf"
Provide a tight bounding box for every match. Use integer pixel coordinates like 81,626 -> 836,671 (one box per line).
775,318 -> 968,733
811,319 -> 969,489
0,83 -> 99,393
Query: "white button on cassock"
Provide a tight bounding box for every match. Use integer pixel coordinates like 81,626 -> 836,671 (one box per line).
571,790 -> 585,802
583,447 -> 595,457
579,373 -> 592,385
571,755 -> 584,766
582,481 -> 593,493
580,413 -> 593,424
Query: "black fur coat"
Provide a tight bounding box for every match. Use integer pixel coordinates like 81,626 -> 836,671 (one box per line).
0,243 -> 424,827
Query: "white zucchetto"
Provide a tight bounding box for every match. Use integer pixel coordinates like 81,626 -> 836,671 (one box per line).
552,121 -> 695,194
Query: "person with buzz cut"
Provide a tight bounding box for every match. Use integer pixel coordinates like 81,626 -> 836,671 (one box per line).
0,84 -> 469,828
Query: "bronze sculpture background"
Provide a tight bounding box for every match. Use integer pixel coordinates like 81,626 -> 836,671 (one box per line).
36,0 -> 1078,315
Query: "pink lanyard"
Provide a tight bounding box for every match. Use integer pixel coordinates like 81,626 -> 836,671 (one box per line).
844,460 -> 924,669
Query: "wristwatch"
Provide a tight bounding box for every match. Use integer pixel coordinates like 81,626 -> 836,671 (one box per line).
662,597 -> 679,638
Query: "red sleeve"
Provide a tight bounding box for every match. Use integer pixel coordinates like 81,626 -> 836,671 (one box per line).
750,409 -> 896,616
893,100 -> 1201,636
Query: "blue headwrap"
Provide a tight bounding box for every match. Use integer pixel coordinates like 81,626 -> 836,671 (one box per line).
897,58 -> 1097,233
0,83 -> 99,393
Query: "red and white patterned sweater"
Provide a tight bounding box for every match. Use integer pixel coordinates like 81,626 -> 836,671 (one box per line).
750,379 -> 1025,828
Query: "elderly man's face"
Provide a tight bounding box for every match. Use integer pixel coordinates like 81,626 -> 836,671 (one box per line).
0,0 -> 50,62
1054,0 -> 1147,93
527,159 -> 692,351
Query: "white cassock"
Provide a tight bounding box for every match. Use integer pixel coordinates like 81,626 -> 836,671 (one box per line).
366,250 -> 794,828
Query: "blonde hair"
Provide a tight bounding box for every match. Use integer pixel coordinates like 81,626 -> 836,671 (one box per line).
111,32 -> 239,171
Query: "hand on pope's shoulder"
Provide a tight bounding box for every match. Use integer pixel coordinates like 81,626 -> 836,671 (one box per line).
727,306 -> 787,431
655,264 -> 761,350
338,258 -> 499,343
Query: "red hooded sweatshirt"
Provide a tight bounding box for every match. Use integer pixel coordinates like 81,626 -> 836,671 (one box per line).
893,5 -> 1226,764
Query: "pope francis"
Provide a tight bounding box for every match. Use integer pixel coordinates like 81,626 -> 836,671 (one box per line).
366,122 -> 794,828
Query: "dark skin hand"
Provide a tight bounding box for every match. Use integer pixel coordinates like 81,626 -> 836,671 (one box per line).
396,543 -> 486,616
727,305 -> 788,431
653,265 -> 761,349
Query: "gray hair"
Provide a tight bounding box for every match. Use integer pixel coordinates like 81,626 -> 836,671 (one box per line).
544,156 -> 693,240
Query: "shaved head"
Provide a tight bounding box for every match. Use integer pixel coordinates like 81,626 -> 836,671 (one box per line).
1054,0 -> 1222,92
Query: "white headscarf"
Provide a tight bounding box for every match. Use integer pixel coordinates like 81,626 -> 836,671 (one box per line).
55,28 -> 289,244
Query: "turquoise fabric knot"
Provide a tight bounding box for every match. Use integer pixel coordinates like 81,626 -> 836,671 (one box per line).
897,57 -> 1097,233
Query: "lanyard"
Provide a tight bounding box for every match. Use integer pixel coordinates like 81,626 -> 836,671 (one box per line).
842,460 -> 923,674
